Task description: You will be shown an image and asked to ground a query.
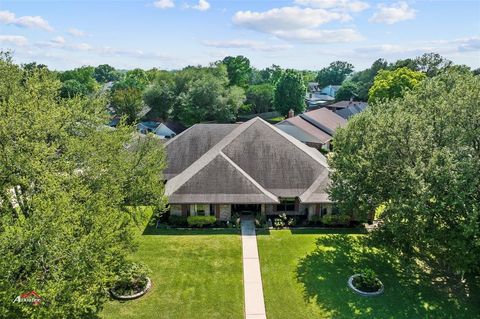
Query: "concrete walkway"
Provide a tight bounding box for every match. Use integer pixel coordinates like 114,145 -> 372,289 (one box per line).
241,217 -> 267,319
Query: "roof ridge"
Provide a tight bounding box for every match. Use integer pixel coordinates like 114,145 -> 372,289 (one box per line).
219,152 -> 279,203
254,117 -> 329,168
165,119 -> 258,196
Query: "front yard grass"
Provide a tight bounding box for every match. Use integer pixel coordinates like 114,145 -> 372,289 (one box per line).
257,229 -> 480,319
101,227 -> 243,319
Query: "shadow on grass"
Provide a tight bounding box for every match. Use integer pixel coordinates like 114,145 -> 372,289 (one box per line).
296,235 -> 480,318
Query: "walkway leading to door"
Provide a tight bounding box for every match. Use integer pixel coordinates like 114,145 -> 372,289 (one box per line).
241,217 -> 267,319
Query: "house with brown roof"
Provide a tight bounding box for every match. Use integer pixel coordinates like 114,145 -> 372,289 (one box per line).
164,117 -> 333,221
276,108 -> 346,150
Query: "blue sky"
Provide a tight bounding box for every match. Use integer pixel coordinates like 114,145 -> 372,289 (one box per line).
1,0 -> 479,71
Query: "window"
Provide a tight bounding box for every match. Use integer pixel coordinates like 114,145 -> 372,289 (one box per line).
276,199 -> 296,212
195,204 -> 209,216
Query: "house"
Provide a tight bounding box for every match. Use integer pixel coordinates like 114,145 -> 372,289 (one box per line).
305,82 -> 335,110
137,121 -> 186,139
164,117 -> 334,221
327,100 -> 368,113
334,101 -> 368,119
320,85 -> 341,98
276,108 -> 346,150
305,82 -> 335,109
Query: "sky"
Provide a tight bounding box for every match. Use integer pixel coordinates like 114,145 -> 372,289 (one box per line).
0,0 -> 479,71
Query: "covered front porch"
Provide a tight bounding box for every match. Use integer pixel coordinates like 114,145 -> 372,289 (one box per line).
169,201 -> 335,221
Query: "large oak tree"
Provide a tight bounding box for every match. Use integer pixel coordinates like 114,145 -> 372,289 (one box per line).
0,54 -> 166,318
329,69 -> 480,275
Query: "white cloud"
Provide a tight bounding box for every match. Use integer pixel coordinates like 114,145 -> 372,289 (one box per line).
233,7 -> 350,33
52,36 -> 65,45
232,6 -> 362,44
185,0 -> 210,11
202,39 -> 292,51
294,0 -> 369,12
35,37 -> 92,52
353,37 -> 480,57
97,46 -> 174,60
457,37 -> 480,52
153,0 -> 175,9
0,10 -> 53,31
369,2 -> 416,25
273,28 -> 363,43
67,28 -> 86,37
0,35 -> 28,46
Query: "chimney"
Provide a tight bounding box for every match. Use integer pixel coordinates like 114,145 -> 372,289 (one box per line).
288,109 -> 294,118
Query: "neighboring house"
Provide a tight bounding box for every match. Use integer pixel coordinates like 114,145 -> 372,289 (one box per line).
334,101 -> 368,120
320,85 -> 341,98
327,100 -> 368,112
164,117 -> 334,221
137,121 -> 186,139
305,82 -> 335,109
276,108 -> 346,150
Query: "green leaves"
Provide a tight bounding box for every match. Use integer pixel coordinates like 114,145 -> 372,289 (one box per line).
0,57 -> 166,318
368,67 -> 426,104
330,69 -> 480,274
315,61 -> 354,88
273,69 -> 306,116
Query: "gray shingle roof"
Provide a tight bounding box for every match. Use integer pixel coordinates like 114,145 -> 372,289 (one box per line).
165,117 -> 331,204
277,116 -> 333,144
163,123 -> 239,179
301,107 -> 347,136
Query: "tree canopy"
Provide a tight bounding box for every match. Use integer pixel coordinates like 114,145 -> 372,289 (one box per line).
93,64 -> 121,83
0,54 -> 166,318
329,70 -> 480,274
173,66 -> 245,125
315,61 -> 354,88
110,87 -> 144,124
334,81 -> 358,101
245,83 -> 274,114
59,66 -> 98,97
273,69 -> 306,116
143,82 -> 175,120
368,67 -> 426,104
222,55 -> 252,88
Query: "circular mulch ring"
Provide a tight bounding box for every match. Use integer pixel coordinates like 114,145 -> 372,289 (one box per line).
111,277 -> 152,300
348,274 -> 384,296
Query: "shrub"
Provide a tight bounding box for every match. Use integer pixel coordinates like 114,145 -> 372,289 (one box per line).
274,213 -> 294,228
112,262 -> 150,296
155,207 -> 170,223
187,215 -> 216,228
230,212 -> 241,227
168,215 -> 188,227
322,214 -> 350,226
287,216 -> 297,227
273,217 -> 285,228
353,268 -> 382,292
255,213 -> 267,228
308,215 -> 322,226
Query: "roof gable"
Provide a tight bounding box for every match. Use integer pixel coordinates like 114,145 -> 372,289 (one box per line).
165,117 -> 330,202
222,119 -> 328,196
169,153 -> 278,203
163,123 -> 239,178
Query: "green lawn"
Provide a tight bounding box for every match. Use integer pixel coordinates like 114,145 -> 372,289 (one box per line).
257,229 -> 480,319
101,227 -> 244,319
